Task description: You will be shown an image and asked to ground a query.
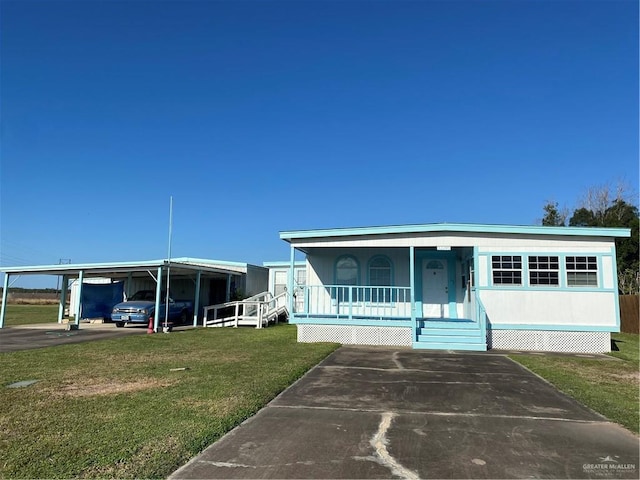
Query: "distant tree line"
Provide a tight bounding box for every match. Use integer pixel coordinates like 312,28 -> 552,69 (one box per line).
541,182 -> 639,294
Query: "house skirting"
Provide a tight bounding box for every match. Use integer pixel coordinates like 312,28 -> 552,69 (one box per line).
296,324 -> 612,353
488,330 -> 611,353
297,324 -> 413,347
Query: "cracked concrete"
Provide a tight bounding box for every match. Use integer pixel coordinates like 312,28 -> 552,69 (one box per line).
170,345 -> 639,479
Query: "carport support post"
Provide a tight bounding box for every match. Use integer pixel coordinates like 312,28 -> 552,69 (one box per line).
75,271 -> 84,327
193,270 -> 201,327
57,275 -> 68,324
225,274 -> 232,302
154,266 -> 163,333
0,273 -> 9,328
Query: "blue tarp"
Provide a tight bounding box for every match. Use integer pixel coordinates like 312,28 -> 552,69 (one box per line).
80,282 -> 124,319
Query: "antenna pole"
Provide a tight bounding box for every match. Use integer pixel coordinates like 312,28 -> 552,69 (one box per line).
164,196 -> 173,331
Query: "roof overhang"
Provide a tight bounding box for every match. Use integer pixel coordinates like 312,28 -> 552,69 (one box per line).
280,222 -> 632,242
0,257 -> 255,278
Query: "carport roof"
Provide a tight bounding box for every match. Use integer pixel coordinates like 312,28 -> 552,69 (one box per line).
0,257 -> 257,277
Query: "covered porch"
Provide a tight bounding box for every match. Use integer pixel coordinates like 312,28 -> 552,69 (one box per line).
287,245 -> 488,351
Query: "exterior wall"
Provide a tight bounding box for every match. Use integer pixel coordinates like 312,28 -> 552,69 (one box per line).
244,265 -> 269,296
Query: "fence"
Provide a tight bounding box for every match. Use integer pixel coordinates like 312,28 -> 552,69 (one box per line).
619,295 -> 639,334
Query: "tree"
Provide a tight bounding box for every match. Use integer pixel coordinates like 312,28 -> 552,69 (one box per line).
541,183 -> 639,293
541,201 -> 567,226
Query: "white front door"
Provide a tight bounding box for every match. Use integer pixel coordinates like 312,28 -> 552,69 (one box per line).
422,259 -> 449,317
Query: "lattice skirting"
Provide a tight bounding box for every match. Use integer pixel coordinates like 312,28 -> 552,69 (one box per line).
297,324 -> 413,347
488,330 -> 611,353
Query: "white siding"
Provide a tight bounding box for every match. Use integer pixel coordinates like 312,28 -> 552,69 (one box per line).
480,290 -> 617,327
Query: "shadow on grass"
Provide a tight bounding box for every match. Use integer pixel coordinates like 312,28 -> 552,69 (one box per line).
611,338 -> 622,351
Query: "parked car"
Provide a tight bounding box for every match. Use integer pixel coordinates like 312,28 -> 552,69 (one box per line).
111,290 -> 193,329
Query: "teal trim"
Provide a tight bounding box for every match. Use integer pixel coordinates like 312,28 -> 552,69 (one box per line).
477,286 -> 616,293
481,251 -> 616,291
414,250 -> 458,319
279,223 -> 631,241
409,246 -> 416,341
291,318 -> 412,327
489,323 -> 618,332
154,266 -> 162,332
263,261 -> 306,268
611,245 -> 621,331
288,245 -> 295,320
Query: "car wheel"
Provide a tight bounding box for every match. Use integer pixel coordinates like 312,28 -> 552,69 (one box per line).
180,310 -> 188,324
115,322 -> 124,328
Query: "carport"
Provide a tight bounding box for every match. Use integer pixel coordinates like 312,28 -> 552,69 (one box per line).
0,258 -> 262,332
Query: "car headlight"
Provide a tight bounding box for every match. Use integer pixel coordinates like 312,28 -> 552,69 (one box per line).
138,308 -> 147,314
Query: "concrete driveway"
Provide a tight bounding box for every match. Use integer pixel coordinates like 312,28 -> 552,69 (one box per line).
171,346 -> 639,479
0,322 -> 153,353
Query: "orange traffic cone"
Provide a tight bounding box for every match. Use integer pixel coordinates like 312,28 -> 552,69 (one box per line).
147,317 -> 154,334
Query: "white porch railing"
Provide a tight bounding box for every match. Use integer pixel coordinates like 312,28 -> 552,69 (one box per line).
203,291 -> 288,328
295,285 -> 412,319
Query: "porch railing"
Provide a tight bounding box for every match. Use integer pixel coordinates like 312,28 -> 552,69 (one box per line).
473,289 -> 488,342
295,285 -> 411,319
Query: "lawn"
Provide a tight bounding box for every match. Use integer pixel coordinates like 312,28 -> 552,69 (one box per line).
0,324 -> 338,479
1,304 -> 60,326
510,333 -> 639,434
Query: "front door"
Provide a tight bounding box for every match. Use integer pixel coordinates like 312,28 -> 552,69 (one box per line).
422,259 -> 449,317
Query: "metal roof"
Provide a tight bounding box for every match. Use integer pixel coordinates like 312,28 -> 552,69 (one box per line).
0,257 -> 259,277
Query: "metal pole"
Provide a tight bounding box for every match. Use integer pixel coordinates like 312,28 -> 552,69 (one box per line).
164,196 -> 173,331
75,270 -> 84,327
57,275 -> 68,323
193,270 -> 201,327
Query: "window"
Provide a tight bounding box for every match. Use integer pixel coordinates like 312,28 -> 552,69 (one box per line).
368,256 -> 393,302
566,256 -> 598,287
335,255 -> 360,302
528,256 -> 559,286
274,271 -> 287,296
491,255 -> 522,285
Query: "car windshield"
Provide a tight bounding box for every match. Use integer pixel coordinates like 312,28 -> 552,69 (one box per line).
129,291 -> 160,301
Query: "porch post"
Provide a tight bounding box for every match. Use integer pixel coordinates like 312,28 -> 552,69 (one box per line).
409,246 -> 416,342
288,245 -> 295,319
75,270 -> 84,326
57,275 -> 68,323
154,266 -> 163,332
193,270 -> 201,327
0,273 -> 9,328
225,274 -> 232,302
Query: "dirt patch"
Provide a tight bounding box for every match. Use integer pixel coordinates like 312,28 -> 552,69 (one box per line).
51,378 -> 176,398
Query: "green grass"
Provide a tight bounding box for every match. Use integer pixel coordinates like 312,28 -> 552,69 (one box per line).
510,333 -> 639,434
0,324 -> 339,478
2,304 -> 60,326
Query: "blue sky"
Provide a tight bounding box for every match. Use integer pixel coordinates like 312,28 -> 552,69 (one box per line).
1,0 -> 638,288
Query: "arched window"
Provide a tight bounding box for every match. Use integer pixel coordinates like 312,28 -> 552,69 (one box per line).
335,255 -> 359,285
368,255 -> 393,302
334,255 -> 359,302
368,256 -> 393,286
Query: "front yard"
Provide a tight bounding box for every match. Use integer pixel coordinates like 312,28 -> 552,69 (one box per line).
510,333 -> 639,434
0,324 -> 338,479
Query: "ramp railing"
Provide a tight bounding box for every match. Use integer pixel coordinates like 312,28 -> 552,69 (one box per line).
203,291 -> 289,328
